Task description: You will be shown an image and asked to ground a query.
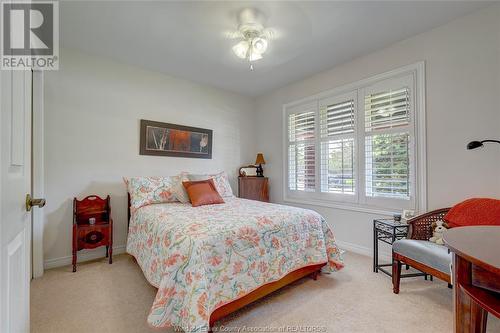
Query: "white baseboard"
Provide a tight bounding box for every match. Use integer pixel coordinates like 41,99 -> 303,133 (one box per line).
43,241 -> 391,270
336,239 -> 392,262
43,244 -> 127,270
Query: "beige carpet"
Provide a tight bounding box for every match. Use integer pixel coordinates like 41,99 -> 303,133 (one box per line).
31,252 -> 499,333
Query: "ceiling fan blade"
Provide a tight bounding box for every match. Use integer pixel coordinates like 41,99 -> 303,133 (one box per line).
223,30 -> 244,40
262,28 -> 279,40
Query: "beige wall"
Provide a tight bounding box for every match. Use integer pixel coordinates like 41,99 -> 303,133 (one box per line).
254,5 -> 500,254
43,49 -> 256,267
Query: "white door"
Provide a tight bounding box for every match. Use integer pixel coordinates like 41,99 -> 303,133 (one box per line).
0,69 -> 33,333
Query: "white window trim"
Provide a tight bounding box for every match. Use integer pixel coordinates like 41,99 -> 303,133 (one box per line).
282,62 -> 427,215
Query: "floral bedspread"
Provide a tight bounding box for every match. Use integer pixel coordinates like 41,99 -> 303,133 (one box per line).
126,197 -> 344,332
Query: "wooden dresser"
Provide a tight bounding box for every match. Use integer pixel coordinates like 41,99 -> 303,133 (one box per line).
238,177 -> 269,202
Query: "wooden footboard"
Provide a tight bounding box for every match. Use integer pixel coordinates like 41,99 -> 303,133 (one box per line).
209,263 -> 326,327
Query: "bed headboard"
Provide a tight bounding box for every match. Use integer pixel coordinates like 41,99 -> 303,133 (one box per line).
127,192 -> 131,228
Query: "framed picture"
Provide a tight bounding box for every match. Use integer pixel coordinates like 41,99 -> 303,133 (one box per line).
140,119 -> 212,159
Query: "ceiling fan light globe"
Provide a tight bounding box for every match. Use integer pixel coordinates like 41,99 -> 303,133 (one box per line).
232,41 -> 249,59
252,37 -> 268,54
248,52 -> 263,62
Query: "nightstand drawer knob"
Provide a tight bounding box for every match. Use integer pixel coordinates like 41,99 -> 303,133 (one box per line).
26,194 -> 46,212
85,231 -> 104,244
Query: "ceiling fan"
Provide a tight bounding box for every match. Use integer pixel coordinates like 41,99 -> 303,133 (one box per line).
227,8 -> 277,70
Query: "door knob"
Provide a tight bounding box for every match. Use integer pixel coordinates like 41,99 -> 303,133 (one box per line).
26,194 -> 46,212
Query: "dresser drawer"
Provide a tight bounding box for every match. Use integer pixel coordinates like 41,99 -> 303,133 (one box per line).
238,177 -> 269,202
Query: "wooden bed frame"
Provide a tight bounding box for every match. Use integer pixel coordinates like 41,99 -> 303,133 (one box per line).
126,193 -> 326,329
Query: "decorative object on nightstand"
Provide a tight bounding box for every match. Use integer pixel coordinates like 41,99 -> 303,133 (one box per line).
373,218 -> 428,280
401,209 -> 415,223
73,195 -> 113,272
238,176 -> 269,202
255,153 -> 265,177
239,165 -> 257,177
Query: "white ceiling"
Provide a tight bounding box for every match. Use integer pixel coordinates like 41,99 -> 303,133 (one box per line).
60,1 -> 491,97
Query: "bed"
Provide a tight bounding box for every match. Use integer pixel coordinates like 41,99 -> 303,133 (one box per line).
126,195 -> 344,332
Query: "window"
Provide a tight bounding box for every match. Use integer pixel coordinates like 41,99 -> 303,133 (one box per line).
319,92 -> 356,200
365,132 -> 410,199
284,63 -> 425,213
287,102 -> 316,192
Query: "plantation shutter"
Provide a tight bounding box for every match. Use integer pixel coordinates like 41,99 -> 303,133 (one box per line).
364,86 -> 411,199
284,67 -> 421,211
319,94 -> 356,195
287,103 -> 316,192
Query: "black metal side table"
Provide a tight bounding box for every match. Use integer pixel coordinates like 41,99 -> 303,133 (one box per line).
373,218 -> 428,279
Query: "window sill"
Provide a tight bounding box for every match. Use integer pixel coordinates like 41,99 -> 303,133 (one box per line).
283,196 -> 399,216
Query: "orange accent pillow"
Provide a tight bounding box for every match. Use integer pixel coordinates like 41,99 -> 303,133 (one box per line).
182,179 -> 225,207
444,198 -> 500,228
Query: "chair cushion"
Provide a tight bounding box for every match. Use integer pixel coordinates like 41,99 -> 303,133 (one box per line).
393,239 -> 452,274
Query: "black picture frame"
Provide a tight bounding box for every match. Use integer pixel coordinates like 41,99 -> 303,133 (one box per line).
139,119 -> 212,159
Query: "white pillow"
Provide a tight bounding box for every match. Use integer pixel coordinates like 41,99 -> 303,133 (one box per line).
188,171 -> 234,198
172,172 -> 190,203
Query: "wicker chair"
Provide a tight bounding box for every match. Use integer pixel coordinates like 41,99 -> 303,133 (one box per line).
392,208 -> 452,294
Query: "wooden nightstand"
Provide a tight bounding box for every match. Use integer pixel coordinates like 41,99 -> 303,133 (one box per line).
238,176 -> 269,202
72,195 -> 113,272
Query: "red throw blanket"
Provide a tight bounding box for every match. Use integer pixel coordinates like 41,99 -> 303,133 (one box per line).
444,198 -> 500,228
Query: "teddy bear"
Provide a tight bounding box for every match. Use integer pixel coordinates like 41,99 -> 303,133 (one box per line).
429,220 -> 449,245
